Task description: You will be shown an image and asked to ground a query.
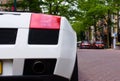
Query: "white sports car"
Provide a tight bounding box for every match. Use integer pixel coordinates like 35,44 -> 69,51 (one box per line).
0,12 -> 78,81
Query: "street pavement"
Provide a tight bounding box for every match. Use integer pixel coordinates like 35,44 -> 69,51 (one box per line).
77,49 -> 120,81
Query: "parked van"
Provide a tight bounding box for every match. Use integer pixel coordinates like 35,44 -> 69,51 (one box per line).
0,12 -> 78,81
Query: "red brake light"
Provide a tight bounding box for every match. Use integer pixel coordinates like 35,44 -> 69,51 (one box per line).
30,14 -> 61,29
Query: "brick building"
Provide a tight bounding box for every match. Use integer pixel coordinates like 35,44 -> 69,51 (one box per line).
0,0 -> 22,11
0,0 -> 10,11
0,0 -> 8,4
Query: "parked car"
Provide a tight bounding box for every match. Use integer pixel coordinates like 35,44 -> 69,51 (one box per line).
93,41 -> 104,49
79,41 -> 91,49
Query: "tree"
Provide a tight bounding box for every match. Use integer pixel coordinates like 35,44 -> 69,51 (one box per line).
78,0 -> 109,28
72,21 -> 86,41
77,0 -> 120,46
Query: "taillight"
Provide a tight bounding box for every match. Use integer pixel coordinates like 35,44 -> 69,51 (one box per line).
95,44 -> 98,46
30,14 -> 61,29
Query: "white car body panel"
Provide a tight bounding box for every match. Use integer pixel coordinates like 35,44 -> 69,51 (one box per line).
0,12 -> 77,79
0,12 -> 30,28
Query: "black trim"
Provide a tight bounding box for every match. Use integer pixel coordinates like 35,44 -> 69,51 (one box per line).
0,28 -> 17,44
70,55 -> 78,81
0,75 -> 69,81
28,29 -> 59,45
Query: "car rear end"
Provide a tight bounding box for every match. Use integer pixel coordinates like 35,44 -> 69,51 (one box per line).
80,41 -> 91,49
0,12 -> 77,81
94,41 -> 104,49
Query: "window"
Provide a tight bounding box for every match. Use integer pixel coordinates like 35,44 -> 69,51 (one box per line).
28,29 -> 59,45
0,28 -> 18,44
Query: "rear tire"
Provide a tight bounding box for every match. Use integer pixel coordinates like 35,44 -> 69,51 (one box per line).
70,56 -> 78,81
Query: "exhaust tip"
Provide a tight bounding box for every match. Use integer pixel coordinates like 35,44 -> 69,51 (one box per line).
32,61 -> 46,74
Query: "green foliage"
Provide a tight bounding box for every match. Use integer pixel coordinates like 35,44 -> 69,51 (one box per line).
78,0 -> 109,28
72,21 -> 85,41
15,0 -> 29,11
27,0 -> 42,12
87,4 -> 108,17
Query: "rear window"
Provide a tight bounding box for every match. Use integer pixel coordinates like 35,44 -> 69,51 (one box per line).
28,29 -> 59,45
0,28 -> 18,44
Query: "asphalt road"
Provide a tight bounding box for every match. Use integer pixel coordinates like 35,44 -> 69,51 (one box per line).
77,49 -> 120,81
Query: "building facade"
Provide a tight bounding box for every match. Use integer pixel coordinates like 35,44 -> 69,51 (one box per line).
0,0 -> 22,11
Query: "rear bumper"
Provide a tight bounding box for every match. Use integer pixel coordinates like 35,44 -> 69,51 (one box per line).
0,75 -> 69,81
